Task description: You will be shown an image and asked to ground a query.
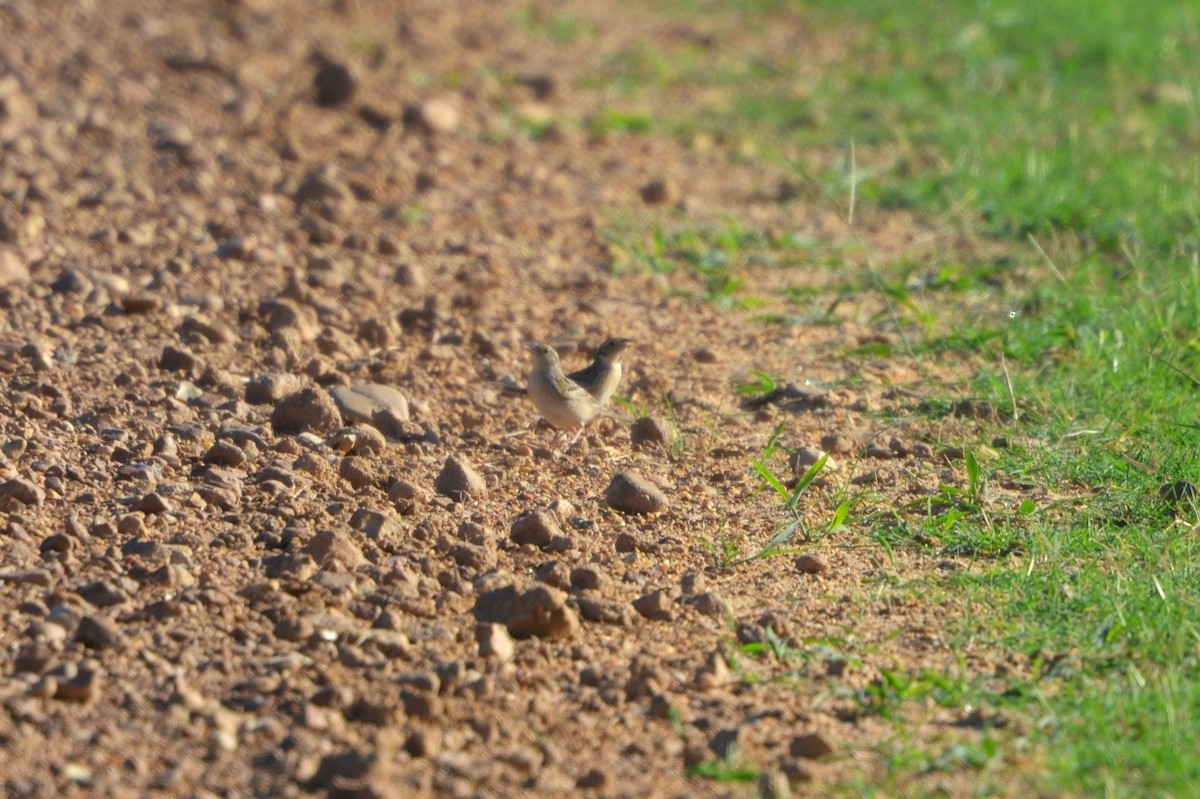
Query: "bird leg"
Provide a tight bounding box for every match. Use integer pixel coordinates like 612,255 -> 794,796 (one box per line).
565,426 -> 585,450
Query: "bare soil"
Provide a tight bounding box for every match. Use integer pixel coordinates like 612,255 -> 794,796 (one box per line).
0,1 -> 1027,796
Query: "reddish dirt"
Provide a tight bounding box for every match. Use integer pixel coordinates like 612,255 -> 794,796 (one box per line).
0,1 -> 1028,797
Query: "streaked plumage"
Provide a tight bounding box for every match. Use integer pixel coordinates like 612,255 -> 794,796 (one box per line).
566,337 -> 632,405
526,342 -> 605,448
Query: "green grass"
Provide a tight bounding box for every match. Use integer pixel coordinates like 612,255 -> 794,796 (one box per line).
582,0 -> 1200,794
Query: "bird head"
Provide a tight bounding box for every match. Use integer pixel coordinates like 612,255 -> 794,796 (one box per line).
525,342 -> 560,366
595,337 -> 633,363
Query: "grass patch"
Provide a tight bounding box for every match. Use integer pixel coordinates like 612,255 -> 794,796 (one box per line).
582,0 -> 1200,793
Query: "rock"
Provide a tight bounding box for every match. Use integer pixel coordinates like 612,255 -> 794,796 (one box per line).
301,529 -> 366,569
0,568 -> 53,586
865,443 -> 894,459
336,425 -> 385,457
313,61 -> 356,107
639,178 -> 679,206
510,510 -> 560,548
476,623 -> 515,661
403,728 -> 442,758
789,732 -> 833,759
684,592 -> 730,619
74,615 -> 128,651
399,688 -> 441,720
78,580 -> 129,607
605,471 -> 668,514
576,768 -> 610,790
180,316 -> 235,345
349,508 -> 406,552
245,372 -> 304,404
449,541 -> 495,572
274,616 -> 314,642
393,262 -> 425,289
148,120 -> 193,154
633,589 -> 674,621
158,345 -> 198,373
473,582 -> 579,639
339,456 -> 386,490
405,95 -> 460,134
630,416 -> 671,448
329,383 -> 410,436
0,246 -> 30,286
569,566 -> 607,592
137,491 -> 173,514
204,441 -> 246,467
850,471 -> 878,486
819,433 -> 856,455
681,571 -> 706,593
534,560 -> 570,589
387,479 -> 426,515
778,759 -> 814,784
271,387 -> 341,435
789,447 -> 830,475
54,665 -> 102,703
309,748 -> 390,797
294,165 -> 352,207
122,293 -> 162,314
795,554 -> 827,575
0,477 -> 44,506
575,597 -> 632,626
694,650 -> 734,690
435,455 -> 487,502
757,769 -> 792,799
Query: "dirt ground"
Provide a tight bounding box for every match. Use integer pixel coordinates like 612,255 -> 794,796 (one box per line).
0,1 -> 1023,796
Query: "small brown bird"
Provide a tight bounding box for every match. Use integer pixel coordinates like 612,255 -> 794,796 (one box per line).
525,342 -> 607,448
566,337 -> 632,405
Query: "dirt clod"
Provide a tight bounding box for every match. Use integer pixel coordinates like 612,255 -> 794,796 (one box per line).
605,471 -> 668,514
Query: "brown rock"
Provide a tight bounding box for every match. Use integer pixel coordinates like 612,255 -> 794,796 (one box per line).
605,471 -> 668,514
435,455 -> 487,502
630,416 -> 671,448
510,510 -> 560,548
473,582 -> 579,639
302,529 -> 367,569
476,623 -> 515,661
633,589 -> 674,621
819,433 -> 856,455
349,508 -> 407,552
684,591 -> 731,619
405,95 -> 460,134
0,477 -> 44,506
158,345 -> 198,373
329,383 -> 410,437
694,650 -> 734,690
137,492 -> 174,515
204,441 -> 246,467
789,732 -> 834,759
313,61 -> 356,107
74,614 -> 128,651
245,372 -> 304,404
271,387 -> 341,435
789,447 -> 830,475
795,554 -> 828,575
575,597 -> 632,626
569,566 -> 607,592
0,246 -> 30,287
639,178 -> 679,206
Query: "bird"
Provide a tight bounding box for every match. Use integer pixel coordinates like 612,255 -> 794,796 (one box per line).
525,342 -> 608,448
565,337 -> 632,405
